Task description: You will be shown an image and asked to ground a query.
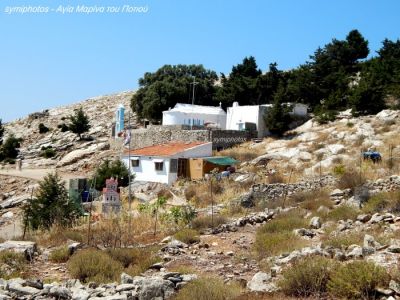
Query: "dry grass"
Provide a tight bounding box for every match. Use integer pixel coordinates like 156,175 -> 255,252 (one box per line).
185,180 -> 250,208
49,246 -> 70,263
174,228 -> 200,244
362,191 -> 400,214
279,256 -> 336,298
321,231 -> 364,249
192,215 -> 227,231
68,249 -> 123,283
290,190 -> 333,212
318,204 -> 359,222
0,250 -> 28,279
254,209 -> 309,258
173,276 -> 242,300
328,261 -> 390,299
216,142 -> 265,163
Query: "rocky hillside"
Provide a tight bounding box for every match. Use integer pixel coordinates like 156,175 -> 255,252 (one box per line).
2,91 -> 135,173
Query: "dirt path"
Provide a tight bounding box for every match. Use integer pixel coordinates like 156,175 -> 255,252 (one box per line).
0,168 -> 78,182
165,225 -> 260,282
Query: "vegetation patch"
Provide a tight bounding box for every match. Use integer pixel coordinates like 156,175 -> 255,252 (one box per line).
254,210 -> 309,258
328,260 -> 389,299
174,228 -> 200,244
320,204 -> 359,222
173,276 -> 242,300
279,256 -> 335,297
191,215 -> 227,231
0,250 -> 27,279
49,246 -> 70,263
68,249 -> 123,283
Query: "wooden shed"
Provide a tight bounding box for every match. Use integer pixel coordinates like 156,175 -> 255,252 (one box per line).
188,156 -> 238,180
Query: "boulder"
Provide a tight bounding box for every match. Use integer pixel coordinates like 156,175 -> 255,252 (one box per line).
131,276 -> 175,300
7,281 -> 40,296
247,272 -> 278,293
0,195 -> 30,209
0,241 -> 37,260
310,216 -> 321,229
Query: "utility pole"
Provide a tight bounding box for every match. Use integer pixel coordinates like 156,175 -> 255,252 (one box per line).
190,76 -> 198,130
128,111 -> 132,212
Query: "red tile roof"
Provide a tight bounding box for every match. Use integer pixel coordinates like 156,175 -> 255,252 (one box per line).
124,141 -> 208,157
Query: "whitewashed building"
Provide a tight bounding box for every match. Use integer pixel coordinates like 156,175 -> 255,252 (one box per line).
226,102 -> 308,138
122,141 -> 212,185
162,103 -> 227,129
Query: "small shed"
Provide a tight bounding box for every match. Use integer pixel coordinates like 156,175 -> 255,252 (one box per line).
189,156 -> 238,180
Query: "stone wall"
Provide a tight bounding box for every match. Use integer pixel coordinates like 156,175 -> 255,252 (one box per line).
129,126 -> 251,150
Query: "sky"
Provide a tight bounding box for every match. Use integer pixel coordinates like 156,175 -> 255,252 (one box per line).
1,0 -> 400,122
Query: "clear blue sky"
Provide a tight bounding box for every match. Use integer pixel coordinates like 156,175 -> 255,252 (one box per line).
1,0 -> 399,122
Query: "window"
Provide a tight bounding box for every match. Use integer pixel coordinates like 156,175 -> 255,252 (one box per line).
170,159 -> 178,173
131,159 -> 139,167
155,162 -> 164,171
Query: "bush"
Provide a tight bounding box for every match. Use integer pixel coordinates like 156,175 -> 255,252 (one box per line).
68,249 -> 123,283
328,261 -> 389,299
333,164 -> 346,176
22,173 -> 82,231
337,170 -> 365,190
191,215 -> 227,230
174,228 -> 200,244
362,194 -> 388,214
0,251 -> 27,279
279,256 -> 335,297
362,192 -> 400,214
0,135 -> 21,161
49,246 -> 70,263
57,123 -> 69,132
38,123 -> 49,133
254,210 -> 308,258
174,276 -> 242,300
40,147 -> 56,158
321,231 -> 364,249
321,205 -> 358,222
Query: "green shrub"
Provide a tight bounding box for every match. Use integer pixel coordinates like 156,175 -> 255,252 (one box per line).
337,170 -> 365,190
174,276 -> 242,300
40,147 -> 56,158
38,123 -> 50,133
254,210 -> 309,258
333,164 -> 346,176
49,246 -> 70,263
174,228 -> 200,244
328,261 -> 389,299
362,192 -> 400,214
68,249 -> 122,283
192,215 -> 227,230
0,250 -> 27,279
321,231 -> 364,249
257,210 -> 308,234
362,194 -> 388,214
321,205 -> 358,222
57,123 -> 69,132
279,256 -> 335,297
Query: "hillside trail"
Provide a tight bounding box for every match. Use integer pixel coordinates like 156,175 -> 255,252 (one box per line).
0,168 -> 82,183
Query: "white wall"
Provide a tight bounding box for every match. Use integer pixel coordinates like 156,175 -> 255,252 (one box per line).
122,142 -> 212,185
292,104 -> 308,117
162,111 -> 227,129
226,105 -> 265,138
176,142 -> 213,158
123,156 -> 174,185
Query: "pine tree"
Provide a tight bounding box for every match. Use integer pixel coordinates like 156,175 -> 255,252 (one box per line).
264,85 -> 292,136
92,159 -> 132,191
22,173 -> 81,230
69,108 -> 90,139
0,119 -> 4,146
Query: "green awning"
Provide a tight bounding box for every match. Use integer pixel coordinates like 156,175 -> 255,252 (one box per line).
203,156 -> 238,166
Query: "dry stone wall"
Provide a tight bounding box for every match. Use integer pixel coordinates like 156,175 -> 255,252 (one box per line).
129,126 -> 251,150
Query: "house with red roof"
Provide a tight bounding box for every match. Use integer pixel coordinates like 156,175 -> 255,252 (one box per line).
122,141 -> 212,185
